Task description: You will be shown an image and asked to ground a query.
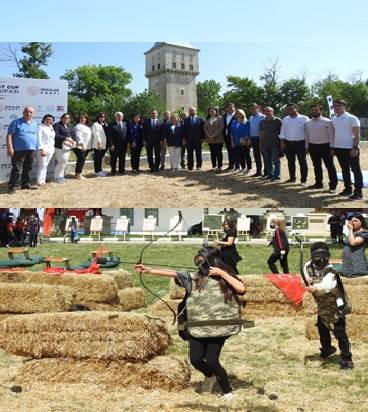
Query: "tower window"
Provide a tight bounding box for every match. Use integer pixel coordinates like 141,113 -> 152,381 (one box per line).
157,63 -> 160,70
172,62 -> 176,68
181,63 -> 185,69
180,89 -> 184,95
152,65 -> 155,72
189,65 -> 193,70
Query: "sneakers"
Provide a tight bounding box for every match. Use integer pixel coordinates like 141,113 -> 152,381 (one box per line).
260,175 -> 271,181
338,189 -> 353,196
234,168 -> 242,174
301,182 -> 308,187
243,169 -> 251,176
285,178 -> 296,183
328,188 -> 337,194
348,193 -> 364,201
201,375 -> 217,392
340,360 -> 355,370
320,346 -> 337,359
55,178 -> 65,184
8,187 -> 16,194
272,178 -> 281,182
75,175 -> 87,180
223,392 -> 236,401
252,172 -> 262,177
96,171 -> 107,177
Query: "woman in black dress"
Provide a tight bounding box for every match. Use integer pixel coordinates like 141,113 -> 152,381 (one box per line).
214,219 -> 242,273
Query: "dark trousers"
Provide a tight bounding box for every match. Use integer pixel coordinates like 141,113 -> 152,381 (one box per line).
250,136 -> 263,174
224,134 -> 235,168
284,140 -> 308,183
110,145 -> 127,174
317,315 -> 352,361
29,233 -> 38,247
93,148 -> 107,173
73,148 -> 90,174
180,146 -> 186,168
190,336 -> 231,394
267,252 -> 289,274
130,145 -> 142,170
186,139 -> 202,170
334,148 -> 363,194
234,145 -> 252,170
146,142 -> 161,171
309,143 -> 337,189
209,143 -> 223,168
9,150 -> 36,189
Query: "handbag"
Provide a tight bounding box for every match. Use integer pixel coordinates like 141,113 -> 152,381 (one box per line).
62,140 -> 74,151
103,154 -> 111,165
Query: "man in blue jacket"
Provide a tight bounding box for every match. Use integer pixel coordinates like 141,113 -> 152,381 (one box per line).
6,106 -> 38,194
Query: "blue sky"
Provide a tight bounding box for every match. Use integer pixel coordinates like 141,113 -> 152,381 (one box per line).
1,1 -> 368,96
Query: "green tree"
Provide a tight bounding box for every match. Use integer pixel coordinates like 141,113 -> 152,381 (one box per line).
0,42 -> 53,79
60,64 -> 133,119
222,76 -> 262,114
196,80 -> 222,113
124,90 -> 166,121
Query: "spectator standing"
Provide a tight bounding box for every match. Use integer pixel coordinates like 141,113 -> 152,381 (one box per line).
74,113 -> 92,180
331,100 -> 364,201
127,113 -> 143,173
53,113 -> 77,184
259,107 -> 283,182
248,103 -> 266,177
6,106 -> 39,193
27,214 -> 39,247
142,109 -> 164,172
267,219 -> 289,274
305,104 -> 338,192
91,112 -> 109,177
108,111 -> 128,175
36,114 -> 55,186
203,107 -> 224,172
279,103 -> 309,187
183,107 -> 205,171
222,103 -> 237,171
328,210 -> 346,244
214,219 -> 242,274
180,111 -> 188,169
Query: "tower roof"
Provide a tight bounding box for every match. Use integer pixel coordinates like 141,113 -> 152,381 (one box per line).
146,42 -> 199,53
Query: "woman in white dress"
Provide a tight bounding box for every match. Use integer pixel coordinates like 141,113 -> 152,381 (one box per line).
36,114 -> 56,186
73,113 -> 93,180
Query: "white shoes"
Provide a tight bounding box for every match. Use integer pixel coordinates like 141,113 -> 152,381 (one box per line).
223,392 -> 236,401
96,171 -> 107,177
201,375 -> 217,392
243,169 -> 251,176
76,175 -> 87,180
234,168 -> 242,174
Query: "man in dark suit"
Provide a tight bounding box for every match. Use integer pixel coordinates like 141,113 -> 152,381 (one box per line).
142,109 -> 164,172
183,107 -> 205,170
108,111 -> 128,175
223,102 -> 237,171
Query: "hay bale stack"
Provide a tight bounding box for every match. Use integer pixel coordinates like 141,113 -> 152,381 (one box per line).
0,270 -> 118,303
104,269 -> 133,290
18,355 -> 190,391
0,270 -> 28,283
0,312 -> 172,360
118,287 -> 146,311
169,279 -> 185,299
0,283 -> 75,313
305,315 -> 368,342
149,295 -> 180,322
239,275 -> 305,318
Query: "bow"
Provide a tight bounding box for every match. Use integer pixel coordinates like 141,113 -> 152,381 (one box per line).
137,211 -> 183,324
295,236 -> 310,287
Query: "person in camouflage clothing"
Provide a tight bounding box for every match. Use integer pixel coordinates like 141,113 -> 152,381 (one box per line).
135,249 -> 246,401
303,242 -> 354,370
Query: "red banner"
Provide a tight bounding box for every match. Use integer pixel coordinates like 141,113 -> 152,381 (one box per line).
263,274 -> 306,305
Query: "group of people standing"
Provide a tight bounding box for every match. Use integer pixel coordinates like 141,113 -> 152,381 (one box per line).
5,100 -> 365,201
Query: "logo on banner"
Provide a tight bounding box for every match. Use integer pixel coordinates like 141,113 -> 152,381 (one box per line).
57,106 -> 65,112
10,114 -> 18,121
27,86 -> 40,96
46,105 -> 55,112
0,105 -> 4,112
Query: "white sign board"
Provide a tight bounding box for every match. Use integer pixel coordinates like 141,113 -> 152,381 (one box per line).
115,218 -> 129,232
0,77 -> 68,182
143,218 -> 156,231
237,217 -> 250,231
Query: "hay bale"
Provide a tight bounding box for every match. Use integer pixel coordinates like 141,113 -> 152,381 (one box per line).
104,269 -> 133,290
118,287 -> 146,311
18,355 -> 190,391
0,283 -> 75,313
0,270 -> 28,283
0,271 -> 118,303
305,314 -> 368,342
148,295 -> 180,322
0,312 -> 172,360
241,301 -> 304,319
169,279 -> 185,299
75,297 -> 122,312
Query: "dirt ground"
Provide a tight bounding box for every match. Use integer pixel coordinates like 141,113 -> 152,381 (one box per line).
0,147 -> 367,209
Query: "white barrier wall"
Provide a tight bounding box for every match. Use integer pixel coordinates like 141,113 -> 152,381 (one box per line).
0,77 -> 68,182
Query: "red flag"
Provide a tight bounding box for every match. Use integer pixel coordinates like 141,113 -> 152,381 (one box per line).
263,274 -> 306,305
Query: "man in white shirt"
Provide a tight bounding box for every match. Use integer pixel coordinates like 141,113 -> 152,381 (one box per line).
222,103 -> 237,171
279,103 -> 309,187
331,99 -> 363,201
305,104 -> 338,193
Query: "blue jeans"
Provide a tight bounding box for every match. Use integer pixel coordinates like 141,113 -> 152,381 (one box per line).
263,145 -> 281,179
